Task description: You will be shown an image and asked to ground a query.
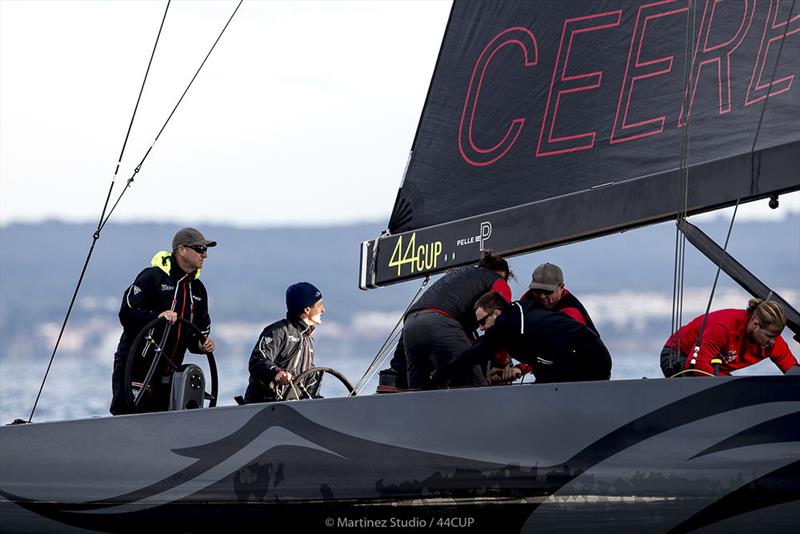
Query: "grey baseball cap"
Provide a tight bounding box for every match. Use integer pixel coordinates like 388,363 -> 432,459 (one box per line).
529,263 -> 563,291
172,227 -> 217,250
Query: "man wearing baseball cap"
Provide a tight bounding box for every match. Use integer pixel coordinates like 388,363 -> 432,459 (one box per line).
110,227 -> 217,415
244,282 -> 325,403
520,262 -> 599,336
434,291 -> 611,387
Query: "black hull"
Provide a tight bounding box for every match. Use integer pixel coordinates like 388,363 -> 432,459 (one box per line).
2,377 -> 799,532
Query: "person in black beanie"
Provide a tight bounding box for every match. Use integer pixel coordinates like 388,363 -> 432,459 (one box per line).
244,282 -> 326,403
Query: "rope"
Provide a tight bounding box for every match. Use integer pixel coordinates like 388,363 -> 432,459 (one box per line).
27,1 -> 172,423
749,0 -> 797,188
669,0 -> 698,366
669,368 -> 715,378
688,201 -> 740,367
351,331 -> 402,396
676,0 -> 796,371
98,0 -> 245,232
28,1 -> 244,422
351,275 -> 430,395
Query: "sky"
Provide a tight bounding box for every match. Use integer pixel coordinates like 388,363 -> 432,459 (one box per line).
0,0 -> 797,228
0,0 -> 451,227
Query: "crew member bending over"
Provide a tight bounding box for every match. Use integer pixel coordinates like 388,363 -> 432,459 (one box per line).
435,292 -> 612,386
402,251 -> 512,389
661,298 -> 799,377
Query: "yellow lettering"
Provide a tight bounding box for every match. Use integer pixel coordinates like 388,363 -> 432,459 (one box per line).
404,233 -> 417,272
387,235 -> 443,277
424,245 -> 434,270
388,236 -> 404,276
415,245 -> 425,272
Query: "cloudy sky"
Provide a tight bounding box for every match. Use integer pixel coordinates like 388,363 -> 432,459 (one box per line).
1,0 -> 797,228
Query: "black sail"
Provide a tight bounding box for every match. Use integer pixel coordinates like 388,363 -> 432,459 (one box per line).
361,0 -> 800,289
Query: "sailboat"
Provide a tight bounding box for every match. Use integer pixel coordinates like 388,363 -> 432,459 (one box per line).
2,1 -> 799,532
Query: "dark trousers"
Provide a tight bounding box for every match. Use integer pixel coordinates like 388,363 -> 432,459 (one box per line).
403,310 -> 486,389
110,351 -> 171,415
659,344 -> 688,378
533,332 -> 612,384
110,354 -> 128,415
387,336 -> 409,390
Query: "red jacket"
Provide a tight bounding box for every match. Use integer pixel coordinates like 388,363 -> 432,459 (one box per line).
520,288 -> 597,334
666,309 -> 797,375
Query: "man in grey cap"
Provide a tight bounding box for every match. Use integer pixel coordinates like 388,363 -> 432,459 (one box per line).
520,262 -> 599,335
110,227 -> 217,415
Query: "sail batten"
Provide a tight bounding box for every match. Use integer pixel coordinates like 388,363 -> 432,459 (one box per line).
361,0 -> 800,289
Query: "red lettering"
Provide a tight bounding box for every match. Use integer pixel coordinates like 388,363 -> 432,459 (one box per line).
536,11 -> 622,157
745,0 -> 800,105
679,0 -> 756,126
611,0 -> 689,144
458,27 -> 538,167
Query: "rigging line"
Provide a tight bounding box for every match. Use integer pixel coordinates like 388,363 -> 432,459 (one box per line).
94,1 -> 172,234
97,0 -> 245,233
671,226 -> 688,362
353,324 -> 403,393
671,0 -> 697,349
27,1 -> 173,424
351,312 -> 411,395
684,1 -> 798,368
750,0 -> 797,165
678,230 -> 687,340
352,275 -> 430,396
671,225 -> 682,346
690,200 -> 741,363
688,0 -> 796,368
99,1 -> 173,232
353,334 -> 402,397
358,274 -> 429,385
112,0 -> 172,192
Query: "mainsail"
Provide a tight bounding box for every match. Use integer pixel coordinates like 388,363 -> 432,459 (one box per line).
361,0 -> 800,289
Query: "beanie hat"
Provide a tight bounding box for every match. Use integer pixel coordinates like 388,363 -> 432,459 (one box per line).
286,282 -> 322,314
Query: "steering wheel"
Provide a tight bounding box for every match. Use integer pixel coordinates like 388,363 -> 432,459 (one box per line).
275,366 -> 355,401
125,316 -> 218,411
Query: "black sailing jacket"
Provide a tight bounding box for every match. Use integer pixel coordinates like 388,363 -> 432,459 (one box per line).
446,301 -> 610,380
245,316 -> 320,403
406,265 -> 506,332
114,251 -> 211,364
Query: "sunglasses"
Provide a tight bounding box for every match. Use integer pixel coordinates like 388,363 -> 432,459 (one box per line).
185,245 -> 207,254
532,288 -> 554,296
476,313 -> 491,326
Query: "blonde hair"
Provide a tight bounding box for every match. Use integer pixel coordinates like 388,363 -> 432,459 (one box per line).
746,298 -> 786,329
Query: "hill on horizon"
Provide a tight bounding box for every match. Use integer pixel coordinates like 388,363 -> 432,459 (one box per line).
1,214 -> 798,325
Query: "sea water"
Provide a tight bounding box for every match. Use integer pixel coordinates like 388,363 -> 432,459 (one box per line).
1,351 -> 780,424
